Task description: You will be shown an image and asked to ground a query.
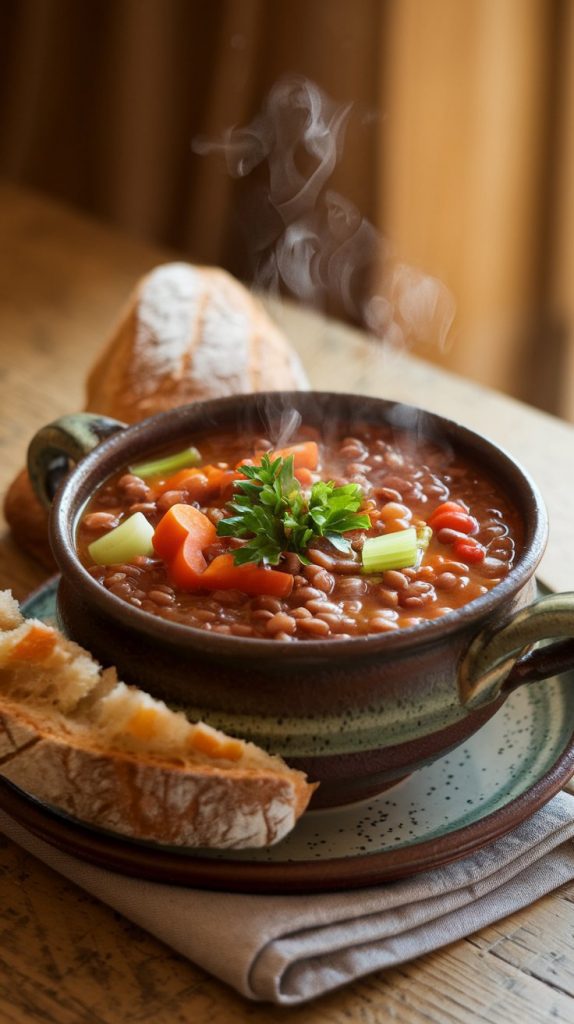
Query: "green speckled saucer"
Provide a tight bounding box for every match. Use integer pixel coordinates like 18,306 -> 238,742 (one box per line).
4,578 -> 573,894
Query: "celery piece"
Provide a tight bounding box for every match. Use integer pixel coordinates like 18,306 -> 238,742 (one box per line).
362,527 -> 418,573
129,446 -> 201,480
87,512 -> 155,566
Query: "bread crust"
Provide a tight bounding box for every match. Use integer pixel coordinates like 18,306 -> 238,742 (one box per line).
0,704 -> 304,848
0,592 -> 316,848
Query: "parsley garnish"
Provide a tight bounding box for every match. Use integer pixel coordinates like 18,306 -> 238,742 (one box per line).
216,454 -> 371,566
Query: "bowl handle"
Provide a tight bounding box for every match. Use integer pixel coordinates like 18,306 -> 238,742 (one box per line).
459,592 -> 574,708
27,412 -> 127,509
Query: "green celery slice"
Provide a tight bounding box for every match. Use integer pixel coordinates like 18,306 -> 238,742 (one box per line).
87,512 -> 155,566
129,446 -> 201,480
362,527 -> 418,573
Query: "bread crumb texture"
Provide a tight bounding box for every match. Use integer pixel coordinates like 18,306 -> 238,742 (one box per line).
0,590 -> 316,847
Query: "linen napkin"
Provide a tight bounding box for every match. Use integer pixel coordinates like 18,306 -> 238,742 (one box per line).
2,791 -> 574,1006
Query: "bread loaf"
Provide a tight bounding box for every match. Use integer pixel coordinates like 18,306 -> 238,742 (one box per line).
3,262 -> 308,566
0,591 -> 316,848
86,263 -> 308,423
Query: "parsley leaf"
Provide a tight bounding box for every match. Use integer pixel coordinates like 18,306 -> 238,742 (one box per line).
216,453 -> 371,566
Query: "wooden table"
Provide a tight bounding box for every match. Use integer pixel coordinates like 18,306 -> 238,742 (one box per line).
1,182 -> 573,1022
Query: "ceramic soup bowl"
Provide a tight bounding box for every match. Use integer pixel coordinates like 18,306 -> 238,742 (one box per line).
28,392 -> 574,808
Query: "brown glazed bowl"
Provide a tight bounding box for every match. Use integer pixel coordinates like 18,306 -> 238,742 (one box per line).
28,392 -> 574,808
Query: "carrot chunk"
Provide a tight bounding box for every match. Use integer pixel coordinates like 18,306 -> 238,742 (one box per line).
236,441 -> 319,472
153,504 -> 216,561
199,553 -> 294,598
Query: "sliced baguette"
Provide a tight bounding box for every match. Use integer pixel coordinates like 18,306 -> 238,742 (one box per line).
0,591 -> 316,848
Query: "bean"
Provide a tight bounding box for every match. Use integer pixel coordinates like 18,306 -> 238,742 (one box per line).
108,582 -> 133,599
401,616 -> 422,627
346,462 -> 372,476
251,609 -> 274,622
297,617 -> 330,636
230,624 -> 254,637
315,612 -> 342,628
382,570 -> 409,590
148,589 -> 174,606
304,564 -> 335,592
128,502 -> 157,516
212,624 -> 232,635
147,583 -> 174,595
437,527 -> 469,545
193,609 -> 217,622
83,511 -> 118,531
435,572 -> 459,591
104,572 -> 127,586
273,631 -> 294,642
415,565 -> 437,583
401,595 -> 425,609
206,507 -> 226,525
374,607 -> 399,620
337,577 -> 367,597
481,557 -> 507,577
481,523 -> 507,540
380,502 -> 411,522
293,575 -> 309,589
306,599 -> 340,614
266,613 -> 297,636
291,606 -> 313,619
131,555 -> 156,567
282,552 -> 303,575
439,560 -> 469,575
293,587 -> 325,603
405,580 -> 434,596
307,548 -> 337,570
382,475 -> 411,493
488,539 -> 514,560
125,482 -> 151,502
253,437 -> 272,450
369,617 -> 399,632
318,614 -> 357,632
374,486 -> 403,503
252,595 -> 283,614
376,586 -> 399,609
157,490 -> 187,512
330,557 -> 362,575
341,599 -> 362,614
339,441 -> 366,460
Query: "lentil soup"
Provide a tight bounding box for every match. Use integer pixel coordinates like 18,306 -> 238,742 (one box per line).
76,424 -> 523,640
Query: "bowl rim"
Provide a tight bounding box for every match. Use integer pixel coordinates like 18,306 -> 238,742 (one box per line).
49,391 -> 548,661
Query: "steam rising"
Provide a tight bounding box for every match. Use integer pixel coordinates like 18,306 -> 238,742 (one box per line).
194,75 -> 455,351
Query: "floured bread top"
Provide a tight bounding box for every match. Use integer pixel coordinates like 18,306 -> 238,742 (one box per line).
86,263 -> 308,423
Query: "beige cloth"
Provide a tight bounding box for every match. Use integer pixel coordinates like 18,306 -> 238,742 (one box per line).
2,793 -> 574,1005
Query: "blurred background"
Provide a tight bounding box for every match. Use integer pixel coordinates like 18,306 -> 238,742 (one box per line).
0,0 -> 572,420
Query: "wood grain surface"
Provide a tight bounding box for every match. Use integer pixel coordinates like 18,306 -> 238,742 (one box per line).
0,181 -> 573,1023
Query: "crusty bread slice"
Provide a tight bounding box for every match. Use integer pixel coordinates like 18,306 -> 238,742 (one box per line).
85,262 -> 309,424
0,591 -> 316,848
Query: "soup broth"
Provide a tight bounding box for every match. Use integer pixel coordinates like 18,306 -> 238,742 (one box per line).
77,424 -> 523,640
